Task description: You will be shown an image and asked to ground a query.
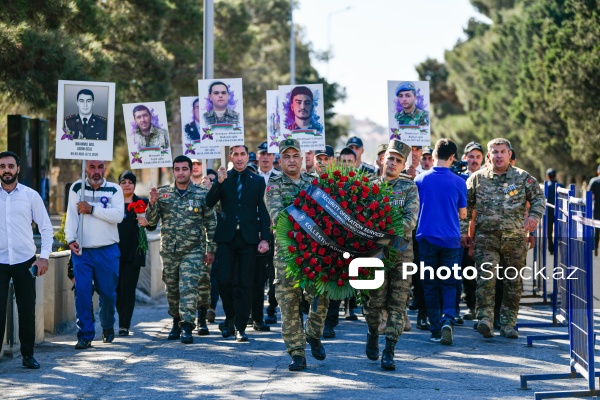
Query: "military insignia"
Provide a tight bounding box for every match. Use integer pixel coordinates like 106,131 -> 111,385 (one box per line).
503,184 -> 518,196
194,208 -> 199,212
266,185 -> 275,192
162,193 -> 172,199
527,177 -> 533,184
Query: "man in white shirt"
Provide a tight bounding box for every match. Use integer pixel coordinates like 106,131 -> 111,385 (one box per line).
65,160 -> 124,349
0,151 -> 53,369
256,141 -> 281,185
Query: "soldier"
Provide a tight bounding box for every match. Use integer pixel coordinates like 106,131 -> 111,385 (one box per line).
394,82 -> 430,126
203,81 -> 240,125
466,138 -> 546,339
146,155 -> 217,344
365,139 -> 419,370
375,143 -> 388,176
132,105 -> 170,151
265,138 -> 329,372
64,89 -> 107,140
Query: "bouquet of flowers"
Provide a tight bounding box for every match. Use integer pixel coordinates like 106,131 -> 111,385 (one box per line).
276,165 -> 404,300
127,200 -> 149,255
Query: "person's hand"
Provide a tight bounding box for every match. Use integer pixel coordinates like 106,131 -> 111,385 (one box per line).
258,240 -> 269,254
526,235 -> 535,250
468,239 -> 475,258
77,201 -> 93,214
406,166 -> 417,179
204,252 -> 215,265
523,216 -> 538,232
33,258 -> 49,276
69,241 -> 81,256
201,176 -> 212,190
217,166 -> 227,183
149,187 -> 158,205
137,216 -> 149,227
460,234 -> 472,248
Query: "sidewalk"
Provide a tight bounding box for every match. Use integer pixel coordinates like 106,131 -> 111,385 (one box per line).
1,296 -> 598,399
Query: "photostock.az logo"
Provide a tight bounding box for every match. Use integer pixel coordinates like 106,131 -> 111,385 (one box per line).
347,253 -> 385,290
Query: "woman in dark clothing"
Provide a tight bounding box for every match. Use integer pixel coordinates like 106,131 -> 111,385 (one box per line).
117,170 -> 156,336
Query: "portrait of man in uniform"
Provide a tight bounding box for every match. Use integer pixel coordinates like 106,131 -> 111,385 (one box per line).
131,105 -> 170,151
64,89 -> 108,140
284,86 -> 323,133
184,98 -> 201,142
203,81 -> 240,126
394,81 -> 430,127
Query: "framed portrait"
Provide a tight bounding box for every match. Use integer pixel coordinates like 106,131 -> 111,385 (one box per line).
122,101 -> 173,169
266,90 -> 281,154
180,96 -> 222,159
387,80 -> 430,146
55,80 -> 115,160
278,83 -> 326,151
197,78 -> 245,147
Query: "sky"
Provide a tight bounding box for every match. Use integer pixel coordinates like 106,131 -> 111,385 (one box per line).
295,0 -> 490,127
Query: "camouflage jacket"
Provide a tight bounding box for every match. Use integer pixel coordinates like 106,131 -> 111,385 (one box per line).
467,164 -> 546,236
374,175 -> 420,241
394,107 -> 430,126
203,108 -> 240,125
264,172 -> 314,226
133,126 -> 170,150
146,183 -> 217,254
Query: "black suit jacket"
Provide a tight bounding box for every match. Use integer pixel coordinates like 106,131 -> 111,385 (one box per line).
65,113 -> 107,140
184,122 -> 200,142
206,169 -> 270,244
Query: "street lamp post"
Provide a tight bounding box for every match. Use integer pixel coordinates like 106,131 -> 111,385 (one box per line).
290,0 -> 295,85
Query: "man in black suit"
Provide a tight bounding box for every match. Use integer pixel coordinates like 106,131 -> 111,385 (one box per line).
206,145 -> 271,342
184,98 -> 201,142
64,89 -> 107,140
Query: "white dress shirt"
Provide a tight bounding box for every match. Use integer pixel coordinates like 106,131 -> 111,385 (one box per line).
0,183 -> 53,264
258,167 -> 281,185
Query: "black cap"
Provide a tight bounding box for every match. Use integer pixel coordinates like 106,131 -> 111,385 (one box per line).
315,145 -> 334,157
248,152 -> 257,162
464,141 -> 483,154
257,141 -> 268,154
346,136 -> 363,148
422,147 -> 433,155
119,170 -> 136,185
546,168 -> 556,177
246,162 -> 258,172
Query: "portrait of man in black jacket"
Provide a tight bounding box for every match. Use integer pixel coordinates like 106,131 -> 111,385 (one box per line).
206,145 -> 270,342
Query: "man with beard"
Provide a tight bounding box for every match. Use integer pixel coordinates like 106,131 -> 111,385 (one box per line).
265,138 -> 328,371
365,139 -> 419,370
147,156 -> 217,343
286,86 -> 323,133
65,89 -> 107,140
132,105 -> 170,151
203,81 -> 240,125
65,160 -> 124,349
394,82 -> 429,126
0,151 -> 53,369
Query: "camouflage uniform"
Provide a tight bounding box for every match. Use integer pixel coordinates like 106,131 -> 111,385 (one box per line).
365,175 -> 419,341
146,183 -> 217,328
203,108 -> 240,125
394,107 -> 430,126
265,172 -> 329,358
133,126 -> 170,151
467,164 -> 545,326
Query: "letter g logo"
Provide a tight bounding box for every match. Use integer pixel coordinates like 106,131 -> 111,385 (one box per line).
348,258 -> 385,290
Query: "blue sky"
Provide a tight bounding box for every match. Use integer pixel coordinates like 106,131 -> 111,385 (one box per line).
295,0 -> 490,127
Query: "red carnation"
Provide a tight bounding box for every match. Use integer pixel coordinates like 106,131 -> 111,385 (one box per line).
362,185 -> 370,192
323,256 -> 333,265
330,268 -> 336,275
337,279 -> 344,287
312,179 -> 318,185
379,221 -> 386,229
351,195 -> 358,202
339,190 -> 347,197
352,241 -> 360,249
383,196 -> 390,202
303,267 -> 310,274
366,240 -> 373,246
321,275 -> 329,282
347,232 -> 353,238
318,248 -> 326,256
388,229 -> 395,234
333,228 -> 341,236
328,178 -> 334,185
295,257 -> 303,265
287,231 -> 294,239
379,209 -> 385,217
366,220 -> 373,228
363,268 -> 370,276
324,188 -> 331,194
353,180 -> 361,187
299,243 -> 307,250
361,192 -> 369,199
324,228 -> 331,236
308,272 -> 315,280
372,212 -> 379,220
384,204 -> 391,212
317,206 -> 324,212
301,204 -> 309,212
320,173 -> 329,179
303,252 -> 310,259
309,258 -> 318,266
341,272 -> 349,280
315,265 -> 322,272
336,259 -> 344,267
356,205 -> 364,212
372,185 -> 380,195
362,176 -> 369,183
349,171 -> 356,177
293,198 -> 301,206
357,214 -> 366,223
288,245 -> 296,253
333,170 -> 342,177
311,240 -> 318,248
296,232 -> 304,242
386,216 -> 393,223
337,237 -> 345,246
337,182 -> 345,188
308,208 -> 316,217
305,194 -> 312,201
294,222 -> 300,231
299,190 -> 307,197
340,201 -> 348,209
340,176 -> 348,182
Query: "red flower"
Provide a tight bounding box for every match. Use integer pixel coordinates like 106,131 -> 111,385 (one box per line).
296,232 -> 304,242
295,257 -> 303,265
362,185 -> 370,193
349,171 -> 356,177
287,231 -> 294,239
320,173 -> 329,179
324,228 -> 331,236
361,192 -> 369,199
341,272 -> 349,280
324,188 -> 331,194
309,258 -> 318,266
305,194 -> 312,201
339,190 -> 347,197
337,182 -> 345,188
379,220 -> 386,229
303,252 -> 310,259
333,228 -> 341,236
308,208 -> 316,217
366,240 -> 373,246
308,272 -> 315,280
329,268 -> 336,275
383,196 -> 390,202
303,267 -> 310,274
362,176 -> 369,183
347,232 -> 353,238
363,268 -> 370,276
384,204 -> 391,212
352,241 -> 360,249
323,256 -> 333,265
301,204 -> 309,212
312,179 -> 318,185
317,206 -> 324,212
388,229 -> 395,234
336,259 -> 344,267
371,212 -> 379,220
351,195 -> 358,202
353,180 -> 361,187
337,279 -> 344,287
288,245 -> 296,253
356,205 -> 364,212
327,178 -> 334,185
337,237 -> 345,246
321,275 -> 329,282
366,220 -> 373,228
288,215 -> 295,222
299,243 -> 307,250
340,176 -> 348,182
333,170 -> 342,177
315,265 -> 322,272
372,185 -> 380,195
294,222 -> 300,231
127,200 -> 147,214
379,209 -> 385,217
357,214 -> 366,223
386,216 -> 392,223
299,190 -> 307,197
318,248 -> 326,256
340,201 -> 348,209
311,240 -> 318,248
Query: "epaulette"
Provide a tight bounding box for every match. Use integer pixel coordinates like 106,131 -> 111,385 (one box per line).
268,174 -> 283,183
96,115 -> 107,121
399,173 -> 413,180
65,114 -> 77,120
157,184 -> 172,192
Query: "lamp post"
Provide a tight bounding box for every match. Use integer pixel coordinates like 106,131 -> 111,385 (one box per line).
290,0 -> 295,85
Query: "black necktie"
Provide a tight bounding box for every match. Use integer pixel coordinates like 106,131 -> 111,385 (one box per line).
236,172 -> 243,224
82,117 -> 88,132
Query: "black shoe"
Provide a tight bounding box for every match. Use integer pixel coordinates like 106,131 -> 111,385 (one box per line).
253,322 -> 271,332
102,329 -> 115,343
118,328 -> 129,336
323,326 -> 336,339
289,354 -> 306,371
441,323 -> 453,345
306,336 -> 326,360
247,317 -> 253,325
264,315 -> 277,325
181,323 -> 194,344
22,355 -> 40,369
455,315 -> 464,325
381,338 -> 396,370
236,331 -> 249,342
206,309 -> 216,323
197,325 -> 210,336
75,339 -> 92,349
416,318 -> 430,330
366,329 -> 379,361
493,315 -> 501,330
218,320 -> 235,338
168,318 -> 182,340
408,299 -> 418,311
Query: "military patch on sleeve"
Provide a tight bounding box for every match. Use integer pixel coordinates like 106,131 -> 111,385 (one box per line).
266,185 -> 275,192
527,177 -> 533,184
162,193 -> 173,199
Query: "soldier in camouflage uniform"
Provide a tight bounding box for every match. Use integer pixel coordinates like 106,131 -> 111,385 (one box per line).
365,139 -> 419,370
146,155 -> 217,344
265,138 -> 329,372
466,138 -> 546,339
394,82 -> 430,126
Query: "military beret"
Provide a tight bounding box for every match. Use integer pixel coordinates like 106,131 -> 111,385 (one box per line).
346,136 -> 363,147
377,144 -> 388,155
315,145 -> 334,157
387,139 -> 411,160
395,82 -> 417,96
257,141 -> 268,154
279,138 -> 301,154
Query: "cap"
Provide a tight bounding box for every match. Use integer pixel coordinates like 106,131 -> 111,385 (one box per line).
377,144 -> 388,155
412,145 -> 422,150
191,158 -> 201,164
464,141 -> 483,154
248,152 -> 257,162
422,147 -> 433,155
257,141 -> 268,154
279,138 -> 301,154
395,82 -> 417,96
119,170 -> 136,185
246,162 -> 258,173
546,168 -> 556,176
274,153 -> 280,162
387,139 -> 411,160
346,136 -> 363,148
315,145 -> 334,157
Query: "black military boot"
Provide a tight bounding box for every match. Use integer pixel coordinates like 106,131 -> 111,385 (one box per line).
168,317 -> 182,340
181,322 -> 194,344
366,328 -> 380,361
381,338 -> 396,370
306,335 -> 326,360
197,308 -> 209,336
288,354 -> 307,371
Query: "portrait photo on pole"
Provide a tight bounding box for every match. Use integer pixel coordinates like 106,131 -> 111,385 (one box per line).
55,80 -> 116,160
278,83 -> 325,151
197,78 -> 244,147
180,96 -> 222,159
123,101 -> 173,169
387,80 -> 430,146
266,90 -> 281,154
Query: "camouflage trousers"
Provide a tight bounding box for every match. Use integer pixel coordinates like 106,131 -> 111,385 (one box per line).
474,235 -> 527,327
365,265 -> 410,342
161,250 -> 211,328
275,264 -> 329,357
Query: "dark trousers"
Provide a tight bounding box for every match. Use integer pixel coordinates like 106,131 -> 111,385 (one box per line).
116,263 -> 142,329
547,211 -> 555,252
325,299 -> 341,328
266,245 -> 277,317
0,256 -> 37,356
209,256 -> 220,310
461,247 -> 477,311
217,231 -> 257,332
412,237 -> 427,318
252,254 -> 268,323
